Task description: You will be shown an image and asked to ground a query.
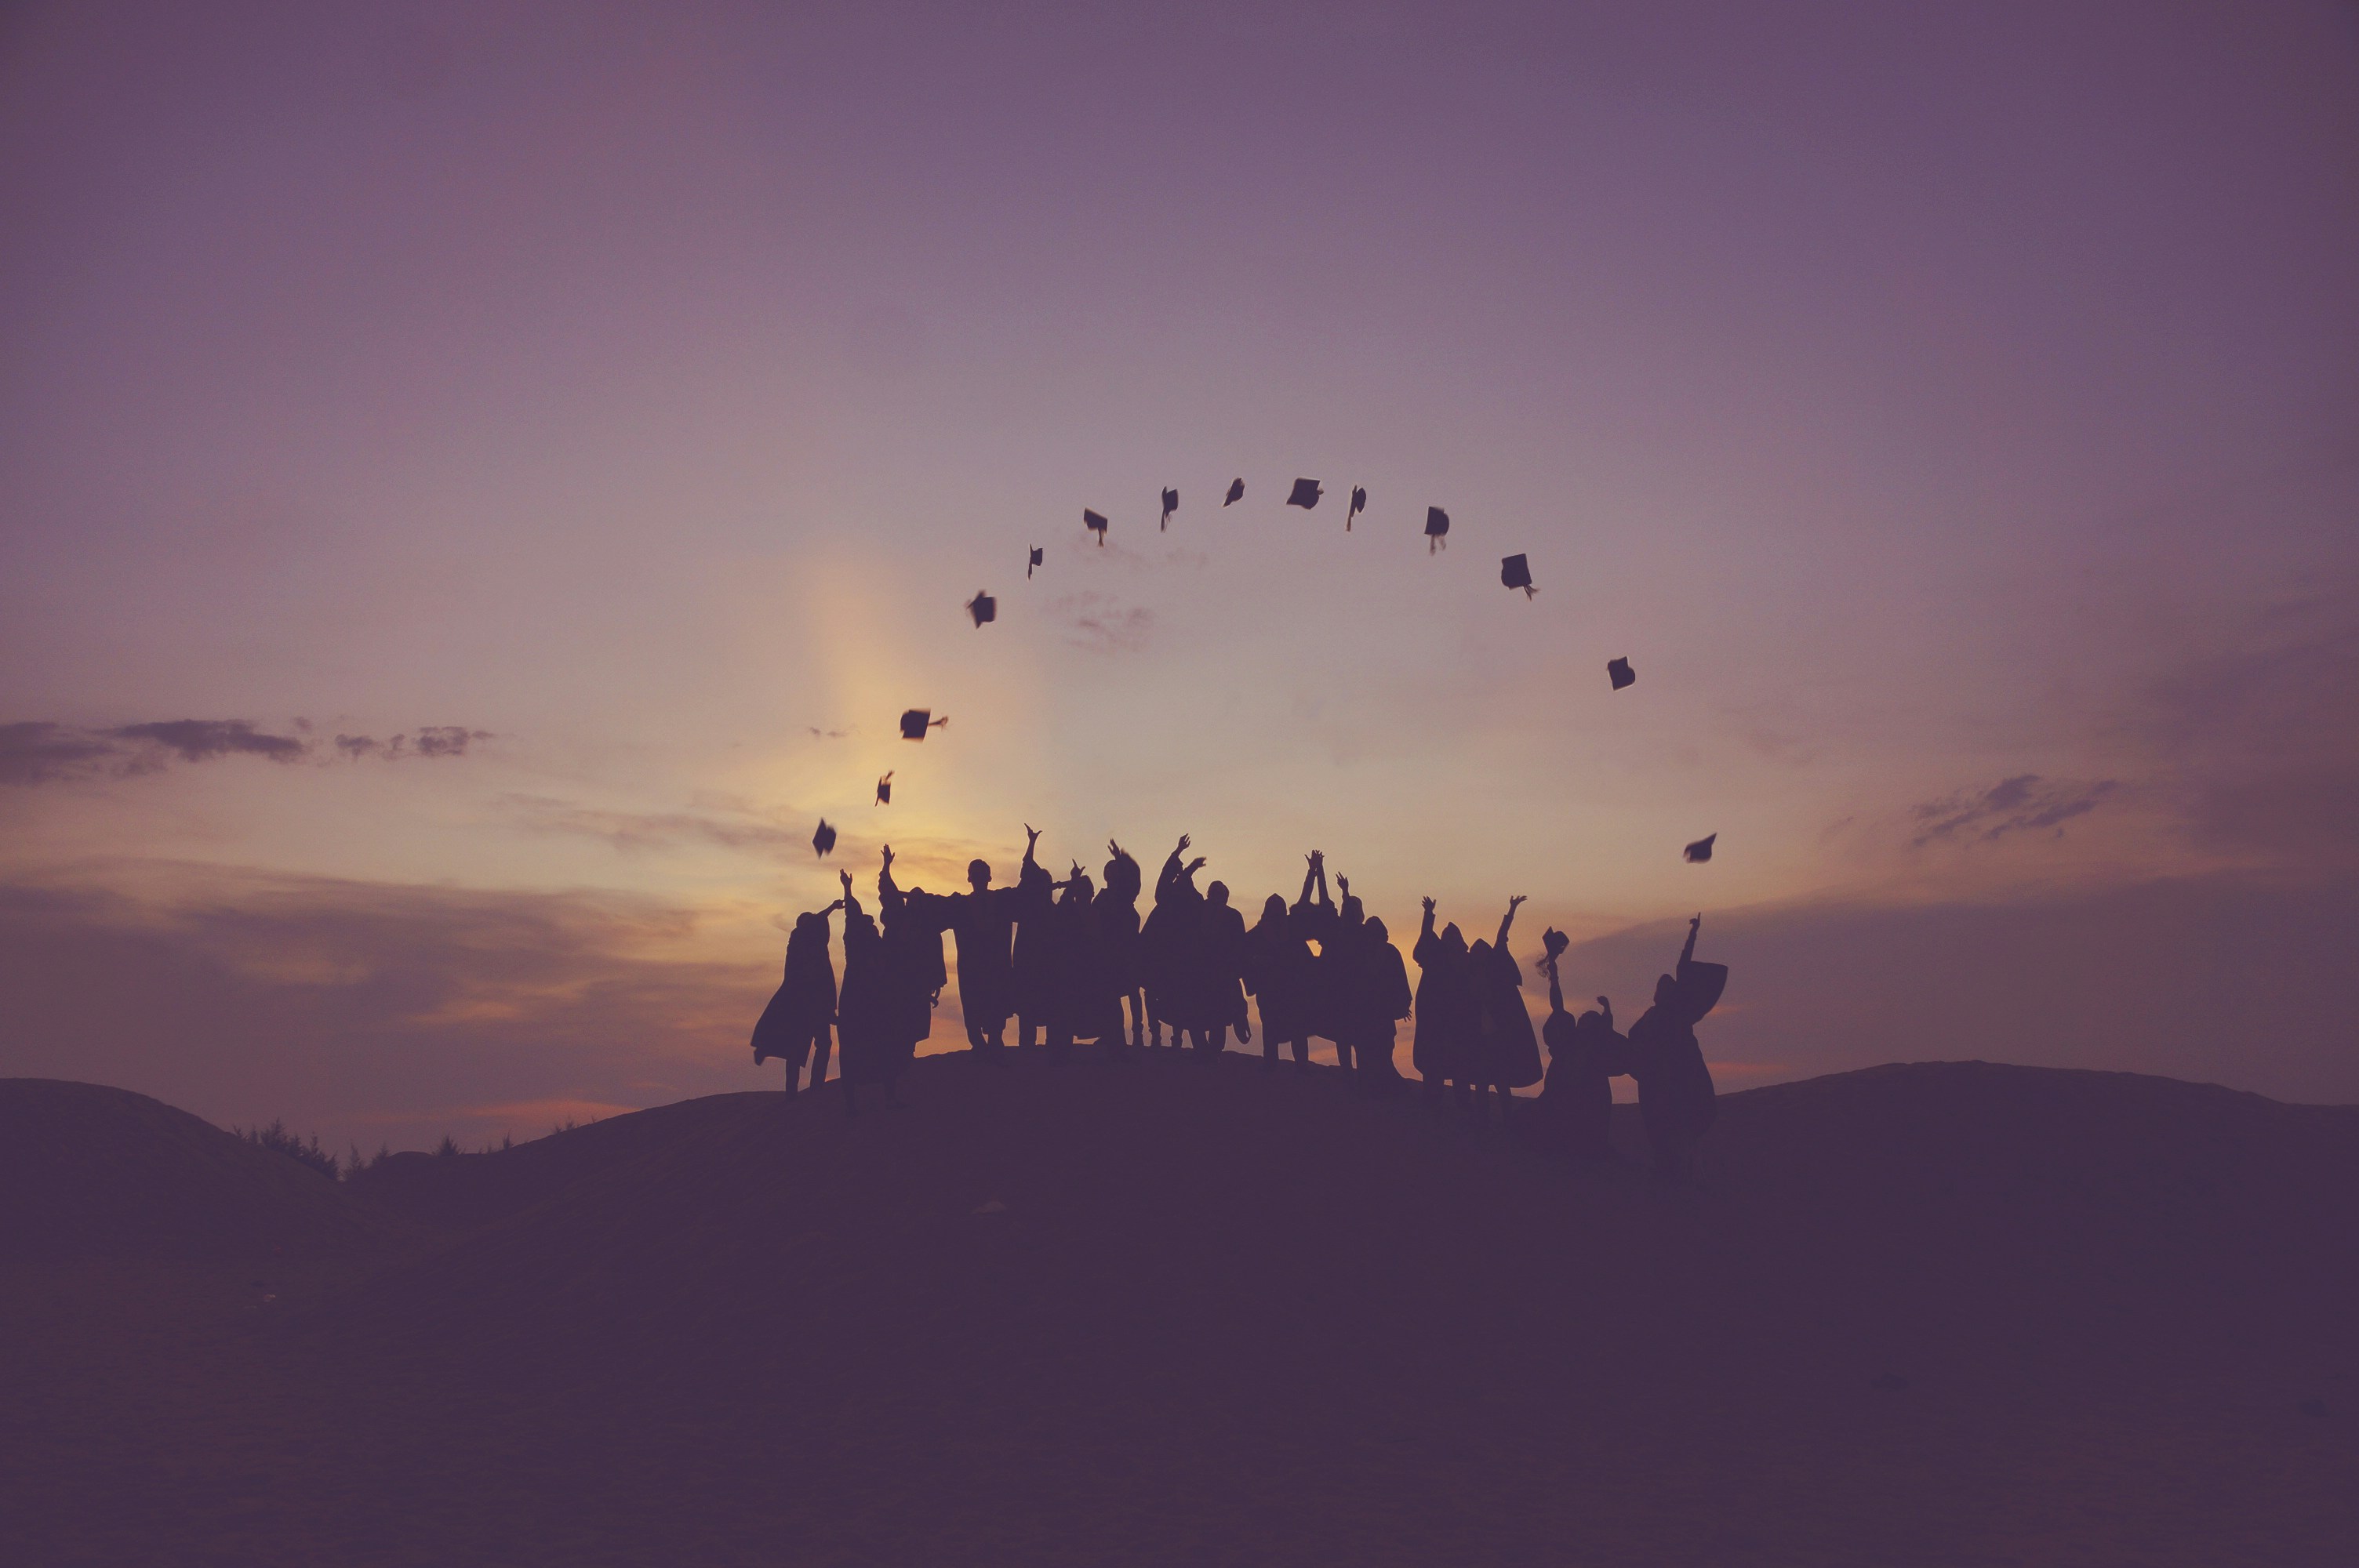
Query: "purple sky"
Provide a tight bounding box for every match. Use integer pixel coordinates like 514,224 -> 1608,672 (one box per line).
4,2 -> 2356,1149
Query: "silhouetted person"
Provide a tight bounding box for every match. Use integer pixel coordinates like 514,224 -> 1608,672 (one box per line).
1244,892 -> 1313,1069
834,870 -> 899,1116
1010,826 -> 1056,1048
878,845 -> 946,1073
1467,896 -> 1543,1126
945,848 -> 1018,1051
1047,863 -> 1116,1062
1627,915 -> 1723,1180
1347,915 -> 1413,1094
1144,834 -> 1208,1048
1316,873 -> 1368,1073
1096,840 -> 1147,1048
1412,899 -> 1476,1107
751,898 -> 843,1094
1197,878 -> 1250,1057
1532,929 -> 1622,1167
1291,851 -> 1340,1069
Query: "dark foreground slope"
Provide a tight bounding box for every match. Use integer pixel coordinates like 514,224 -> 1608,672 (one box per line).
5,1054 -> 2357,1566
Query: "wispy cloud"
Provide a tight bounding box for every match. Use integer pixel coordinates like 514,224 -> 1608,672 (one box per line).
503,794 -> 808,858
0,719 -> 492,786
1910,775 -> 2117,847
1053,593 -> 1154,654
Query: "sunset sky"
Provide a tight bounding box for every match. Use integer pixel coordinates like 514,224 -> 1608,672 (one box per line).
4,1 -> 2355,1150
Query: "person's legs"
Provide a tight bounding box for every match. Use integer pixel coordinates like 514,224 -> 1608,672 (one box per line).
808,1026 -> 831,1091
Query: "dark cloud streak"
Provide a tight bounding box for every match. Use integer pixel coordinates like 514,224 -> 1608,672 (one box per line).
0,720 -> 492,785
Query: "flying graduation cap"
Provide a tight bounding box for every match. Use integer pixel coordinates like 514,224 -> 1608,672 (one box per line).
900,709 -> 949,740
1161,488 -> 1178,532
1425,506 -> 1449,553
1287,478 -> 1323,510
1027,546 -> 1043,579
1347,486 -> 1366,530
1684,833 -> 1717,863
966,592 -> 996,627
1224,477 -> 1245,506
875,773 -> 892,805
1083,509 -> 1109,545
1607,657 -> 1636,691
1500,553 -> 1536,597
812,818 -> 837,857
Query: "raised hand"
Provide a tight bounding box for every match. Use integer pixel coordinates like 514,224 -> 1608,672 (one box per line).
1175,833 -> 1191,855
1337,875 -> 1350,898
1509,895 -> 1527,912
1421,895 -> 1436,915
1107,838 -> 1123,858
839,869 -> 853,894
1025,823 -> 1041,847
881,844 -> 894,867
1185,855 -> 1207,875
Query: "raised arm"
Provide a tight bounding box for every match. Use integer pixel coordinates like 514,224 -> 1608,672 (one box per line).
1546,953 -> 1565,1015
1298,854 -> 1320,908
839,868 -> 861,919
1022,824 -> 1042,874
1680,913 -> 1701,968
878,844 -> 901,910
1496,895 -> 1525,949
1419,896 -> 1438,942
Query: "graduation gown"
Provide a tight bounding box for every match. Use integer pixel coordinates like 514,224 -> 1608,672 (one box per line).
1198,902 -> 1249,1031
1470,942 -> 1544,1089
1628,1005 -> 1716,1138
1243,908 -> 1313,1042
1050,886 -> 1121,1042
1010,858 -> 1057,1024
834,913 -> 896,1083
1410,931 -> 1474,1082
750,923 -> 834,1065
945,885 -> 1016,1028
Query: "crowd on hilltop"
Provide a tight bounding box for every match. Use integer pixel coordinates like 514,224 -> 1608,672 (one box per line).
751,832 -> 1728,1178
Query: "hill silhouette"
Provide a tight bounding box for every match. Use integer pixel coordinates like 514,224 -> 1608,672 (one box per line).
6,1054 -> 2357,1565
0,1077 -> 400,1258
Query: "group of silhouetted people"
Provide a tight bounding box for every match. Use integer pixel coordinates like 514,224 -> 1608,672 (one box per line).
752,833 -> 1727,1177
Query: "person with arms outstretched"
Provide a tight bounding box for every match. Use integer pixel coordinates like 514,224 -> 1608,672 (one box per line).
1627,914 -> 1723,1179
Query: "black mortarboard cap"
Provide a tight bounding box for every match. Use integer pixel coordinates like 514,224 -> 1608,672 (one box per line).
1027,546 -> 1042,579
1083,508 -> 1108,545
1425,506 -> 1449,553
1161,488 -> 1177,532
1287,477 -> 1322,510
966,592 -> 996,627
1608,657 -> 1635,691
812,818 -> 836,857
1500,553 -> 1535,596
1684,833 -> 1716,863
1224,477 -> 1244,506
900,709 -> 947,740
1347,486 -> 1366,530
875,772 -> 892,805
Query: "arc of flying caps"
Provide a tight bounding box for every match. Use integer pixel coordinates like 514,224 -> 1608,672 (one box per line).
1500,553 -> 1536,597
899,709 -> 949,740
812,818 -> 837,857
1160,488 -> 1177,532
1607,656 -> 1635,691
1347,486 -> 1366,531
875,772 -> 892,805
1027,546 -> 1042,579
1223,477 -> 1244,506
965,591 -> 996,627
1425,506 -> 1449,553
1287,477 -> 1322,510
1082,508 -> 1109,545
1684,833 -> 1716,863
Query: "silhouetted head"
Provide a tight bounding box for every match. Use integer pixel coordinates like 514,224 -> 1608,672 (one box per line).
1261,892 -> 1286,924
1365,916 -> 1387,945
968,859 -> 991,891
1062,873 -> 1093,908
1656,973 -> 1677,1006
1206,880 -> 1229,909
1103,850 -> 1141,901
1339,894 -> 1363,927
1469,938 -> 1491,962
1441,921 -> 1465,956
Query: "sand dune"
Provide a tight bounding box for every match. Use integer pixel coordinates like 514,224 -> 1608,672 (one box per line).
5,1054 -> 2355,1565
